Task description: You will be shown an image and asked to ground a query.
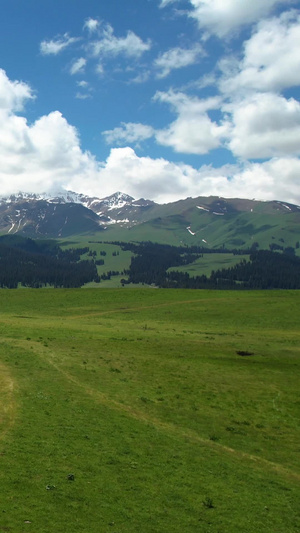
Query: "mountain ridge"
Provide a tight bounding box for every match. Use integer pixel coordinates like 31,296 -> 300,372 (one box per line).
0,190 -> 299,250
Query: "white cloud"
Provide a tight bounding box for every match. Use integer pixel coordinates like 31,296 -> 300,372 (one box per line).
0,111 -> 33,161
209,158 -> 300,205
1,70 -> 300,206
130,70 -> 151,84
29,112 -> 82,169
83,18 -> 99,34
70,57 -> 86,75
220,11 -> 300,93
159,0 -> 178,7
75,80 -> 92,99
187,0 -> 294,37
103,123 -> 155,145
156,115 -> 223,154
82,147 -> 199,203
69,147 -> 300,205
0,71 -> 99,194
95,63 -> 104,75
0,69 -> 34,111
154,45 -> 203,78
154,89 -> 221,113
90,22 -> 151,59
194,73 -> 218,90
77,80 -> 89,88
75,93 -> 92,100
40,33 -> 79,55
0,108 -> 100,194
224,93 -> 300,159
103,91 -> 229,154
154,90 -> 226,154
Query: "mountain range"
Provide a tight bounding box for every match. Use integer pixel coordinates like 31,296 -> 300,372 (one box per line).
0,190 -> 299,251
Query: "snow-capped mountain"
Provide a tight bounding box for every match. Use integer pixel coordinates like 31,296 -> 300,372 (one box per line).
0,190 -> 135,209
0,190 -> 156,237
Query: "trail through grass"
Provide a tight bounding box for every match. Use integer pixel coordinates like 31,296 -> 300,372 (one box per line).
0,288 -> 299,532
0,362 -> 16,441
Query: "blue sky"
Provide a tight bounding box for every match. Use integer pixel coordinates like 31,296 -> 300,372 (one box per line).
0,0 -> 300,204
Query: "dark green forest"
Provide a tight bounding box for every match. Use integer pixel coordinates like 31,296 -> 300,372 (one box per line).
0,236 -> 299,289
117,242 -> 300,289
0,236 -> 99,288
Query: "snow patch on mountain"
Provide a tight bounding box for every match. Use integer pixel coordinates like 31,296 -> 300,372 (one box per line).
196,205 -> 209,212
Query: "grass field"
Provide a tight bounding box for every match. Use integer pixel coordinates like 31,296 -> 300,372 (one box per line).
0,288 -> 299,532
60,240 -> 134,279
168,253 -> 250,277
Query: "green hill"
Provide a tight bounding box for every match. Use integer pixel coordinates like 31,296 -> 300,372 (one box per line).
101,197 -> 300,252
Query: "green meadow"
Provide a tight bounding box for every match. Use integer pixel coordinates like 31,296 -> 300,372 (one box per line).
60,241 -> 134,279
0,288 -> 299,532
168,253 -> 250,277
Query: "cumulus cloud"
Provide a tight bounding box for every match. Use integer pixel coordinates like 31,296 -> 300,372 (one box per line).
103,91 -> 228,154
0,69 -> 34,111
0,70 -> 99,194
224,93 -> 300,159
0,109 -> 100,194
82,147 -> 200,203
187,0 -> 294,37
220,11 -> 300,94
154,90 -> 226,154
90,22 -> 151,59
70,148 -> 300,205
156,115 -> 223,154
1,69 -> 300,206
206,158 -> 300,205
40,33 -> 79,55
154,45 -> 204,78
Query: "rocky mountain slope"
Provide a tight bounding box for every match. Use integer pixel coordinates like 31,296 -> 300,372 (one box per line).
0,191 -> 154,237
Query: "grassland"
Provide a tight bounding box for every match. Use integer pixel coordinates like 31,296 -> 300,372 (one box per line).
60,240 -> 134,285
90,208 -> 300,252
0,288 -> 299,532
168,253 -> 250,277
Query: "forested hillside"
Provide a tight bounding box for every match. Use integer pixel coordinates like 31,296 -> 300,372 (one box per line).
117,242 -> 300,289
0,235 -> 299,290
0,236 -> 98,288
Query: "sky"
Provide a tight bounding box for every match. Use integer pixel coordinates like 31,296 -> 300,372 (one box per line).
0,0 -> 300,204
